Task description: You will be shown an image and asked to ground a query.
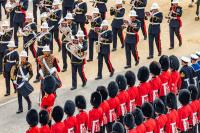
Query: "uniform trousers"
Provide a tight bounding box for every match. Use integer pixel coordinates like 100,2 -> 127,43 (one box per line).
62,6 -> 73,17
17,92 -> 31,110
169,26 -> 182,48
88,37 -> 98,60
50,27 -> 61,52
138,18 -> 147,38
0,51 -> 4,72
112,27 -> 124,49
148,32 -> 161,57
125,41 -> 139,66
61,42 -> 71,69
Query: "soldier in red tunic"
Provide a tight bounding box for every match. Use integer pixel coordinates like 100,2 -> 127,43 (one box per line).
188,85 -> 199,133
75,95 -> 88,133
106,81 -> 120,132
96,86 -> 110,133
26,109 -> 40,133
132,108 -> 146,133
177,89 -> 193,132
112,122 -> 125,133
51,106 -> 65,133
166,92 -> 179,133
124,113 -> 136,133
39,110 -> 50,133
125,71 -> 138,113
141,102 -> 156,132
88,91 -> 103,133
149,61 -> 162,103
116,74 -> 130,123
153,98 -> 168,133
136,66 -> 151,106
64,100 -> 77,133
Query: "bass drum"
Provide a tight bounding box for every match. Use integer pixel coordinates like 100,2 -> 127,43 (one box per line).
17,81 -> 34,97
43,75 -> 61,93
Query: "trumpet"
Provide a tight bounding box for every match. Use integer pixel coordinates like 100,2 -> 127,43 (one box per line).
145,11 -> 162,21
165,6 -> 178,20
59,24 -> 73,42
122,19 -> 137,29
37,26 -> 54,41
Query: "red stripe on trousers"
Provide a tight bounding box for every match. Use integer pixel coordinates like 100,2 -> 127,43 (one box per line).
107,53 -> 113,72
143,19 -> 147,36
158,32 -> 161,53
135,33 -> 139,61
82,63 -> 87,81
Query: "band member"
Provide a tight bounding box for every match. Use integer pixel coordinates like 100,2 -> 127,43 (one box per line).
13,0 -> 28,47
168,0 -> 182,50
124,10 -> 140,69
70,30 -> 87,90
0,21 -> 13,74
26,109 -> 40,133
195,0 -> 200,21
73,0 -> 88,37
147,3 -> 163,59
95,20 -> 114,80
39,0 -> 53,13
11,51 -> 33,114
94,0 -> 107,20
132,0 -> 147,40
0,0 -> 7,21
48,0 -> 62,52
62,0 -> 74,17
33,0 -> 39,24
190,54 -> 200,88
60,13 -> 77,72
110,0 -> 125,51
23,13 -> 37,58
87,8 -> 102,62
3,42 -> 19,96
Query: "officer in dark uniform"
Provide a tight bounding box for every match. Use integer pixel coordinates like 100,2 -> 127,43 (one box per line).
132,0 -> 147,40
195,0 -> 200,21
87,8 -> 102,62
62,0 -> 74,17
0,21 -> 13,74
3,42 -> 19,96
13,0 -> 28,47
124,10 -> 141,69
73,0 -> 88,37
11,51 -> 33,114
147,3 -> 163,59
94,0 -> 107,20
190,54 -> 200,88
39,0 -> 53,13
60,13 -> 77,72
32,0 -> 39,24
48,0 -> 62,52
110,0 -> 125,51
168,0 -> 182,50
95,20 -> 114,80
179,56 -> 193,90
70,30 -> 87,90
0,0 -> 7,21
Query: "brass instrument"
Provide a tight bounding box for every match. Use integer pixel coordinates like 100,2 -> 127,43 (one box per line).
165,6 -> 178,21
5,0 -> 19,13
122,19 -> 137,29
131,0 -> 143,8
59,23 -> 72,42
10,65 -> 17,81
145,11 -> 162,21
37,26 -> 54,41
74,1 -> 85,14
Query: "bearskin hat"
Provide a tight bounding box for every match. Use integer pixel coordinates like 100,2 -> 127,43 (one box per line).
64,100 -> 75,116
132,108 -> 144,126
90,91 -> 102,108
159,55 -> 170,71
107,81 -> 119,98
43,76 -> 56,94
141,102 -> 154,118
26,109 -> 38,127
116,74 -> 127,91
153,99 -> 165,114
125,71 -> 136,87
169,55 -> 180,71
188,85 -> 198,101
123,113 -> 135,129
75,95 -> 86,109
112,122 -> 125,133
166,92 -> 177,109
52,106 -> 64,122
97,86 -> 108,101
39,110 -> 49,125
149,61 -> 161,76
178,89 -> 190,106
137,66 -> 150,82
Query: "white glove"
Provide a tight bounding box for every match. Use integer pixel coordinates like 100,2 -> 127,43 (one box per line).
23,77 -> 28,81
39,69 -> 44,78
13,80 -> 17,85
50,67 -> 57,75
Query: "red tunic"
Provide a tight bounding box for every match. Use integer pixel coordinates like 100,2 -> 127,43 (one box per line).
159,71 -> 171,97
99,100 -> 110,125
177,105 -> 193,132
169,71 -> 181,94
149,77 -> 162,103
76,110 -> 88,133
143,118 -> 156,133
128,128 -> 137,133
40,125 -> 51,133
116,90 -> 130,117
135,124 -> 146,133
189,100 -> 199,126
50,122 -> 65,133
107,97 -> 120,123
40,94 -> 55,114
88,107 -> 103,133
136,82 -> 151,106
165,109 -> 179,133
26,126 -> 40,133
127,86 -> 138,112
64,116 -> 77,133
155,114 -> 168,133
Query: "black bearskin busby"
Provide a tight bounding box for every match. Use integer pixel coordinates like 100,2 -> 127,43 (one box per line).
149,61 -> 161,76
188,85 -> 198,101
90,91 -> 102,108
141,102 -> 154,118
26,109 -> 38,127
112,122 -> 125,133
132,108 -> 144,126
75,95 -> 87,109
169,55 -> 180,71
116,74 -> 127,91
137,66 -> 150,82
43,76 -> 56,94
123,113 -> 135,129
52,106 -> 64,122
39,110 -> 49,125
159,55 -> 170,71
178,89 -> 190,106
64,100 -> 75,116
125,71 -> 136,87
153,99 -> 165,114
107,81 -> 119,98
97,86 -> 108,101
166,92 -> 177,110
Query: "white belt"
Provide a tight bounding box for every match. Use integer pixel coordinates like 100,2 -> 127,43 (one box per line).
97,1 -> 105,3
7,60 -> 16,63
15,11 -> 24,14
37,46 -> 45,48
134,7 -> 145,9
114,17 -> 124,20
76,12 -> 83,14
170,17 -> 178,20
126,32 -> 136,35
150,22 -> 160,25
100,42 -> 110,45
